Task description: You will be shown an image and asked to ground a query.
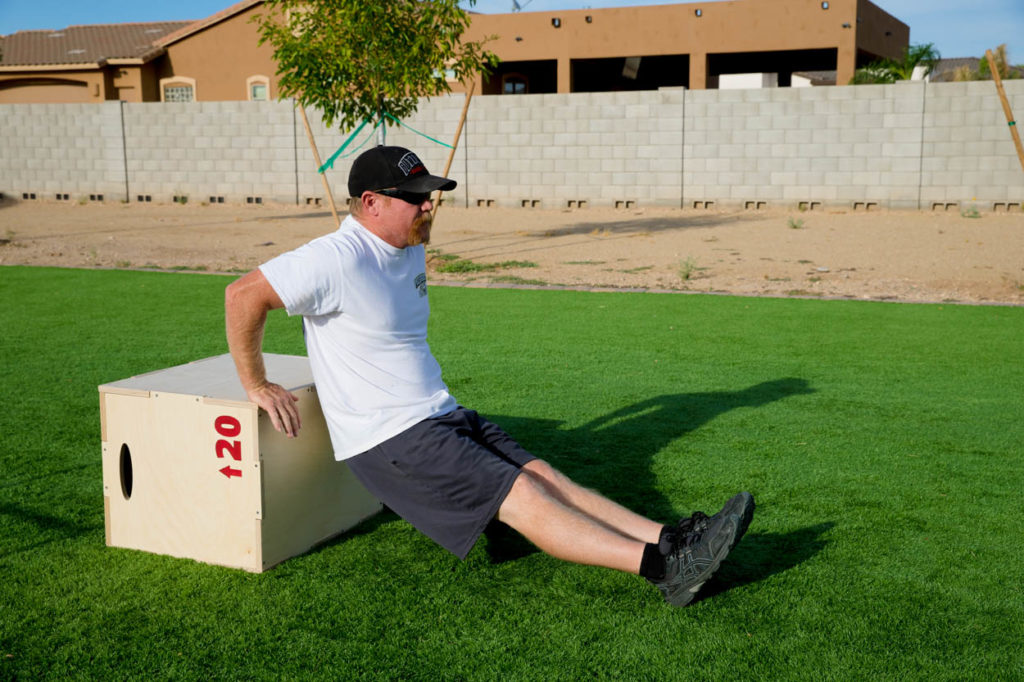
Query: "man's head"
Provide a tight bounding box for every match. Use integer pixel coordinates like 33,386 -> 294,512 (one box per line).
347,146 -> 457,247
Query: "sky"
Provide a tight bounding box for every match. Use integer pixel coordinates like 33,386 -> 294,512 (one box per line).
0,0 -> 1021,62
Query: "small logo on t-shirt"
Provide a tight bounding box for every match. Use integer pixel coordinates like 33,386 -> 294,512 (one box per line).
414,272 -> 427,297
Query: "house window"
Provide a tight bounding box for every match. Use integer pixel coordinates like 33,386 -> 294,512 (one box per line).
160,76 -> 196,102
503,75 -> 528,94
164,85 -> 194,102
247,75 -> 270,101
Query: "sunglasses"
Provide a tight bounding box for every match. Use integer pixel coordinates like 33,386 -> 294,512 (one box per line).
375,188 -> 432,205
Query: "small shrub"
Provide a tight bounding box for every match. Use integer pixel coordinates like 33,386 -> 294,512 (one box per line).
678,256 -> 699,281
437,258 -> 537,274
427,249 -> 459,262
788,217 -> 805,229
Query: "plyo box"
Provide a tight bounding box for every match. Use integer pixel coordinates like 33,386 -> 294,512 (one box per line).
99,353 -> 381,572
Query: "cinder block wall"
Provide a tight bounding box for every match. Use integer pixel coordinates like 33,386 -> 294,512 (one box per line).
921,80 -> 1024,208
464,90 -> 684,209
683,82 -> 929,210
123,100 -> 299,204
0,102 -> 126,202
1,81 -> 1022,210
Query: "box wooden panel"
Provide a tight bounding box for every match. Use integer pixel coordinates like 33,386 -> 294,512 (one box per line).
99,353 -> 381,572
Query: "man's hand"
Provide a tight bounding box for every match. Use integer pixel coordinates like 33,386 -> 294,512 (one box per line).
247,382 -> 301,438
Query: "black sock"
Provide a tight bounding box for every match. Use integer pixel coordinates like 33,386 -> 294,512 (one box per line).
658,524 -> 675,555
639,542 -> 666,580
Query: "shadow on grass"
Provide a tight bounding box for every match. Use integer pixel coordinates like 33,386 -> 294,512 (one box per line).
481,377 -> 815,563
695,522 -> 835,604
0,501 -> 103,558
491,378 -> 814,515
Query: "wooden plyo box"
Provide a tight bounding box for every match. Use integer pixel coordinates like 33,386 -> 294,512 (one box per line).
98,353 -> 381,572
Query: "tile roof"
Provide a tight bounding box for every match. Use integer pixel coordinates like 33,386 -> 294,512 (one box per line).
0,21 -> 192,67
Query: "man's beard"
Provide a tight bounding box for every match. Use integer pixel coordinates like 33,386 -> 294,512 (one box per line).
407,212 -> 432,246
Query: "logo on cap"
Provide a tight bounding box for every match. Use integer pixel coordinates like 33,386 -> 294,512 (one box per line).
398,152 -> 425,177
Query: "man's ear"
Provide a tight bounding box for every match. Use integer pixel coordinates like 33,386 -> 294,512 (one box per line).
361,192 -> 379,217
362,191 -> 389,218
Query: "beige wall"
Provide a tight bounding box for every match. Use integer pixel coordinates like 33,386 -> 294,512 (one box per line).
0,70 -> 105,103
856,0 -> 911,66
160,4 -> 279,102
464,0 -> 908,91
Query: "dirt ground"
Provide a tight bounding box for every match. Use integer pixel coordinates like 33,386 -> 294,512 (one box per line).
2,197 -> 1023,305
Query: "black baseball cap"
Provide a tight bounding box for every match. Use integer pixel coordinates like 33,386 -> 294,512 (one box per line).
348,146 -> 457,197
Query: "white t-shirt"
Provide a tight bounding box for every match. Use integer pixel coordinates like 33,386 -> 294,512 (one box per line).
259,215 -> 457,460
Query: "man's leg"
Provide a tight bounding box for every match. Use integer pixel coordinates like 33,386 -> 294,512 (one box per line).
496,462 -> 649,574
519,459 -> 664,544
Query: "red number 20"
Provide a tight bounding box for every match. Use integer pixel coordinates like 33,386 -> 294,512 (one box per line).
215,415 -> 242,462
215,439 -> 242,461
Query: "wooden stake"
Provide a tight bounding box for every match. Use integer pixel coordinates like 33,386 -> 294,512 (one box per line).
986,49 -> 1024,174
297,104 -> 341,225
432,80 -> 476,221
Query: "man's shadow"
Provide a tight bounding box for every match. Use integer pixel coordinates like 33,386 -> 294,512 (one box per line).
481,378 -> 827,588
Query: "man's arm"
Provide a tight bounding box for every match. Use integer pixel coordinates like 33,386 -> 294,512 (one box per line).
225,269 -> 301,437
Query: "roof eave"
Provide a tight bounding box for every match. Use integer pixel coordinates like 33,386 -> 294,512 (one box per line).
0,62 -> 101,72
156,0 -> 264,48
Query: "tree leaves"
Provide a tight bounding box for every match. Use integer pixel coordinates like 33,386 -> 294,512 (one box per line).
850,43 -> 940,85
253,0 -> 497,132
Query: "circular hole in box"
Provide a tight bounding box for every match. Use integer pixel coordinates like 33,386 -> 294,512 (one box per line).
119,443 -> 133,499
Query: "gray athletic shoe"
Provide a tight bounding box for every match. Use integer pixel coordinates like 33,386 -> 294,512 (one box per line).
654,510 -> 742,607
709,491 -> 755,546
667,491 -> 755,550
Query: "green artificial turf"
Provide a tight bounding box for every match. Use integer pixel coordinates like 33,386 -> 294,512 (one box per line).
1,266 -> 1022,679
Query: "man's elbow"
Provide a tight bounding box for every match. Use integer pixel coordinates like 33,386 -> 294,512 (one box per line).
224,277 -> 245,311
225,269 -> 282,317
224,281 -> 246,321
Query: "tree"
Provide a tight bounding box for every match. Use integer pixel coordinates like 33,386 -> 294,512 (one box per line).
253,0 -> 497,142
850,43 -> 940,84
953,44 -> 1024,81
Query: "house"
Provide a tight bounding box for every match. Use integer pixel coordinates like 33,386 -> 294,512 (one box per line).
463,0 -> 907,94
0,21 -> 191,103
0,0 -> 908,104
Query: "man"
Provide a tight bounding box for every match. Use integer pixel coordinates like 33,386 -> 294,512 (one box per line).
225,145 -> 754,606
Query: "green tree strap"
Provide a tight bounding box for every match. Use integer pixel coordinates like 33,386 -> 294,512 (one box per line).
318,112 -> 454,175
383,113 -> 453,149
317,118 -> 380,174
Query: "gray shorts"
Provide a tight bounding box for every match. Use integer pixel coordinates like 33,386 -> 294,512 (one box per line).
345,407 -> 536,559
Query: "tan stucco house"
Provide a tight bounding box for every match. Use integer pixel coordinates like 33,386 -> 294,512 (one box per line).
0,0 -> 908,104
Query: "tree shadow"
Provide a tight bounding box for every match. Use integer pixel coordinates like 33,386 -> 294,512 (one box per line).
480,378 -> 816,564
0,501 -> 102,559
540,211 -> 749,237
434,212 -> 750,262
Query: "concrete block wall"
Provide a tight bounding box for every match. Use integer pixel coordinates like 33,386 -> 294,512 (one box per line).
922,80 -> 1024,208
1,81 -> 1022,210
123,100 -> 298,204
463,90 -> 684,209
0,102 -> 126,202
683,82 -> 929,210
